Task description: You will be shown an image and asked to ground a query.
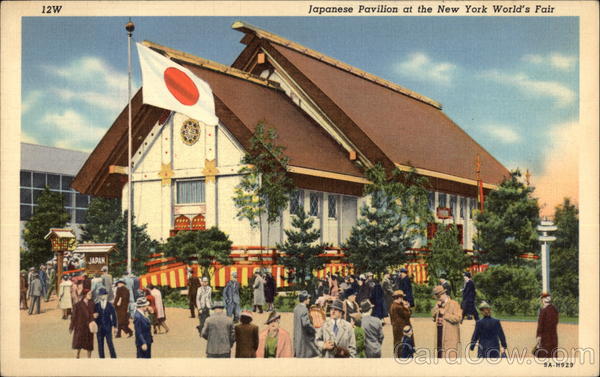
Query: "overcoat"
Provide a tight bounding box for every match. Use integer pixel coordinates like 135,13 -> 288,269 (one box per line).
28,277 -> 42,297
398,276 -> 414,307
114,286 -> 130,326
70,299 -> 95,350
264,274 -> 276,303
234,323 -> 259,358
461,280 -> 477,316
370,282 -> 387,319
293,302 -> 319,358
58,280 -> 73,309
362,314 -> 384,358
389,301 -> 412,347
256,328 -> 293,358
95,301 -> 118,333
101,273 -> 114,302
201,311 -> 235,355
187,277 -> 200,306
470,316 -> 507,358
252,276 -> 265,306
432,298 -> 462,357
223,279 -> 240,317
133,310 -> 153,347
151,288 -> 166,320
535,304 -> 559,358
381,277 -> 394,312
315,318 -> 357,358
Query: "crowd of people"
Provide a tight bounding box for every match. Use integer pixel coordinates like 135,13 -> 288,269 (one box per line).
21,263 -> 560,359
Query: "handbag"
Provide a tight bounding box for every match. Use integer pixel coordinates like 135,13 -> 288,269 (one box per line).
89,321 -> 98,334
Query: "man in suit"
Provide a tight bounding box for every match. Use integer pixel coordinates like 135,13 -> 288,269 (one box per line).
359,300 -> 384,358
45,262 -> 56,301
223,271 -> 241,323
94,287 -> 118,358
133,297 -> 153,358
469,302 -> 507,358
293,290 -> 319,358
461,272 -> 479,322
187,267 -> 200,318
397,268 -> 414,308
201,301 -> 235,358
100,266 -> 114,303
196,277 -> 212,333
38,265 -> 48,301
316,299 -> 356,358
28,272 -> 43,315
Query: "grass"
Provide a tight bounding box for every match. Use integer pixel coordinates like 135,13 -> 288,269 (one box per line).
411,311 -> 578,324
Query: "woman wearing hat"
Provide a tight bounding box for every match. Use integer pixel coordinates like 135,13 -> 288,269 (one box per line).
143,288 -> 159,334
69,289 -> 96,358
234,310 -> 259,358
389,290 -> 412,357
58,274 -> 73,319
257,311 -> 292,358
342,288 -> 359,322
534,292 -> 559,358
133,297 -> 153,358
114,279 -> 133,338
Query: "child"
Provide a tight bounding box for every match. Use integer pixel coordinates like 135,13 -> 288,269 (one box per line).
399,325 -> 415,358
349,313 -> 366,358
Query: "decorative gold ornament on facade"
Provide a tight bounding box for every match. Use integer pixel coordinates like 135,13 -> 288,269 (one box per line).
202,159 -> 219,183
158,163 -> 174,186
180,118 -> 201,145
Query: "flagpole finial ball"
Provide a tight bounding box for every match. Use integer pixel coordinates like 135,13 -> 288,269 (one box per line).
125,21 -> 135,33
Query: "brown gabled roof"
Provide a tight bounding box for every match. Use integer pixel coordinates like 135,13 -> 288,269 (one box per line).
72,42 -> 364,198
231,22 -> 510,188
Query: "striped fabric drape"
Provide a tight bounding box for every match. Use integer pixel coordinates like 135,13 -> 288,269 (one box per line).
176,180 -> 205,204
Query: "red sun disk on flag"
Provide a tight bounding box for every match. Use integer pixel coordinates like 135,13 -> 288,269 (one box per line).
163,67 -> 200,106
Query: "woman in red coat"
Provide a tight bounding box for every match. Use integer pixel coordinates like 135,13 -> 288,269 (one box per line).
69,289 -> 96,358
535,293 -> 559,358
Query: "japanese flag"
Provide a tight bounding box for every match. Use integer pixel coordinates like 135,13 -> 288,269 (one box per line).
136,43 -> 219,126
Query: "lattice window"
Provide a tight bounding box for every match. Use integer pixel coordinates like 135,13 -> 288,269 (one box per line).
449,195 -> 457,217
290,190 -> 304,215
309,192 -> 320,217
428,191 -> 435,211
176,179 -> 205,204
328,195 -> 337,219
460,197 -> 466,219
438,193 -> 447,208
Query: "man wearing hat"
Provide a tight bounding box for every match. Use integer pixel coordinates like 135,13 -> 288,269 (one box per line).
234,310 -> 259,358
316,299 -> 356,358
45,262 -> 56,302
186,267 -> 200,318
38,264 -> 48,301
381,273 -> 395,320
534,292 -> 559,358
389,290 -> 412,356
252,271 -> 265,313
469,302 -> 507,358
28,271 -> 43,315
257,311 -> 293,358
293,290 -> 319,358
359,300 -> 384,358
356,274 -> 371,304
196,276 -> 212,332
201,300 -> 235,358
432,285 -> 462,358
94,287 -> 118,358
397,268 -> 414,308
114,279 -> 133,338
461,271 -> 479,322
100,266 -> 114,303
439,275 -> 453,298
223,271 -> 241,323
133,297 -> 153,358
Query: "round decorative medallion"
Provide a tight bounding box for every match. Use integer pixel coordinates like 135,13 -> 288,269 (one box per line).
180,119 -> 201,145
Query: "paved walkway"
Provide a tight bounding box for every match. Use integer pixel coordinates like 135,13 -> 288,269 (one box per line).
20,296 -> 578,358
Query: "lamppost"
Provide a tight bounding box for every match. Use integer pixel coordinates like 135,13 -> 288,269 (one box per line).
537,219 -> 557,293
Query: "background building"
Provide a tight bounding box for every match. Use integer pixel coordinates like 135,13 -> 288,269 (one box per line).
20,142 -> 91,247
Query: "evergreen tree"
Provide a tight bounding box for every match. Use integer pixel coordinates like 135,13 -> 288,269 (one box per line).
163,227 -> 232,279
277,208 -> 326,290
344,164 -> 432,276
233,122 -> 294,246
22,187 -> 70,269
549,198 -> 578,315
474,169 -> 540,265
81,197 -> 158,276
426,224 -> 471,292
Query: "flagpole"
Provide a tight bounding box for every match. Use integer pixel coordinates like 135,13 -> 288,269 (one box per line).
126,19 -> 135,275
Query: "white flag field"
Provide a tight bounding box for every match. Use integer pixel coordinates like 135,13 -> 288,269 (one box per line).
136,43 -> 219,126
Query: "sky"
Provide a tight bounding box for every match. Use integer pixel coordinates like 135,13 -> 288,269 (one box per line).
21,16 -> 579,215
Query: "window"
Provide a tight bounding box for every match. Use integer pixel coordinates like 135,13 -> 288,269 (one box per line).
438,193 -> 447,208
20,188 -> 31,204
176,179 -> 205,204
20,171 -> 31,187
32,189 -> 44,204
469,198 -> 476,219
62,192 -> 73,208
290,190 -> 304,215
328,195 -> 337,219
76,193 -> 90,208
460,197 -> 466,219
61,175 -> 73,191
47,174 -> 60,190
20,205 -> 32,221
428,191 -> 435,211
449,195 -> 457,216
33,172 -> 46,188
309,192 -> 320,217
76,209 -> 87,224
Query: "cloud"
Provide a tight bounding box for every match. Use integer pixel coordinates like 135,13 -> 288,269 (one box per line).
394,52 -> 457,85
53,88 -> 126,112
41,109 -> 106,147
523,53 -> 577,71
21,130 -> 40,144
22,90 -> 42,114
44,56 -> 128,91
481,70 -> 575,106
532,120 -> 579,216
484,124 -> 521,144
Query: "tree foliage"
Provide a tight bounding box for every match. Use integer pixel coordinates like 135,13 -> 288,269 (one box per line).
549,198 -> 578,316
234,122 -> 294,233
474,265 -> 540,315
344,164 -> 432,276
474,169 -> 540,265
277,208 -> 326,290
81,197 -> 159,276
163,227 -> 232,279
426,224 -> 471,293
22,187 -> 70,269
